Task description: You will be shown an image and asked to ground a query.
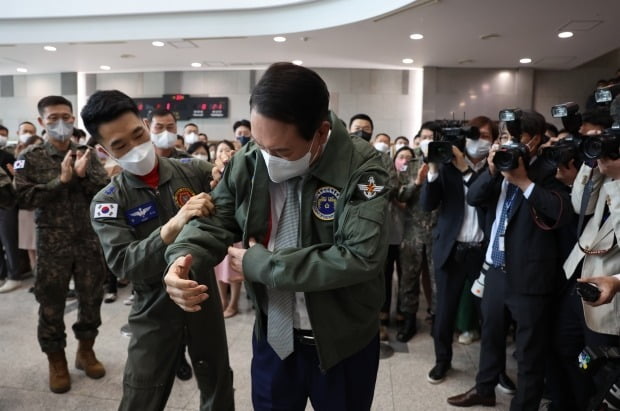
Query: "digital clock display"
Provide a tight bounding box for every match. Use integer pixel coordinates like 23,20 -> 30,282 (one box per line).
134,96 -> 229,120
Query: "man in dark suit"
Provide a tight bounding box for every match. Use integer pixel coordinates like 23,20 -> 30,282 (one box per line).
448,110 -> 573,410
420,117 -> 500,384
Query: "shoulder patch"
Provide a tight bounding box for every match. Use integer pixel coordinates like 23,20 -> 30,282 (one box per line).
125,201 -> 158,226
180,158 -> 192,163
357,175 -> 385,200
104,185 -> 116,195
94,203 -> 118,219
312,186 -> 340,221
174,187 -> 195,208
13,159 -> 25,170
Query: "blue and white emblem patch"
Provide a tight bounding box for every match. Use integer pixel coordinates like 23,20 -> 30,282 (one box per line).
125,201 -> 158,226
312,186 -> 340,221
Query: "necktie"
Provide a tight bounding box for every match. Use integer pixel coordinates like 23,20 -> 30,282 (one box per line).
267,177 -> 300,359
491,183 -> 518,267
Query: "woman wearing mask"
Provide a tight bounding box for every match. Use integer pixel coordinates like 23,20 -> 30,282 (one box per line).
187,141 -> 211,162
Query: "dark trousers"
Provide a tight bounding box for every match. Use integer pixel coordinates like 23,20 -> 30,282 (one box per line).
382,244 -> 401,314
433,244 -> 484,365
546,275 -> 620,411
0,206 -> 19,280
251,330 -> 379,411
476,266 -> 552,411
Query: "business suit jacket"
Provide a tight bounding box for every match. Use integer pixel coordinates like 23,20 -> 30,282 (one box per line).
564,164 -> 620,335
421,162 -> 487,270
467,159 -> 573,295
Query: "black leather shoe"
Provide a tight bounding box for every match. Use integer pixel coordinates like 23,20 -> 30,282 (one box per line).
497,372 -> 516,395
447,387 -> 496,407
176,355 -> 193,381
396,316 -> 417,342
427,362 -> 450,384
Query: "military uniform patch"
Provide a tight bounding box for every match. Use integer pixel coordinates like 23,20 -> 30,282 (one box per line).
180,158 -> 192,163
125,202 -> 158,226
312,186 -> 340,220
174,187 -> 195,208
357,176 -> 384,199
13,160 -> 25,170
104,185 -> 116,195
94,203 -> 118,219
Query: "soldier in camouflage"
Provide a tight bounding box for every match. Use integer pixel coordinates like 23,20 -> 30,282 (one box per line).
394,146 -> 437,342
13,95 -> 109,394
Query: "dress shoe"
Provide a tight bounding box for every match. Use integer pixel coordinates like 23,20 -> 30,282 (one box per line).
447,387 -> 496,407
427,362 -> 450,384
497,372 -> 516,395
396,315 -> 417,342
0,279 -> 22,293
458,330 -> 480,345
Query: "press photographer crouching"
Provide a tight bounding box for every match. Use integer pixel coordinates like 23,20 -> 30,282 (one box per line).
448,109 -> 573,409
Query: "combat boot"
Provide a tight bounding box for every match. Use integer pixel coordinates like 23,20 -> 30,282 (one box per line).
47,350 -> 71,393
75,338 -> 106,379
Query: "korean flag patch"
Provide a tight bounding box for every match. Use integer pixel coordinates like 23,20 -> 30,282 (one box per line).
94,203 -> 119,219
13,160 -> 25,170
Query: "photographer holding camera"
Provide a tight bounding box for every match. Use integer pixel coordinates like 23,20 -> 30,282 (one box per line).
420,116 -> 508,385
448,110 -> 573,409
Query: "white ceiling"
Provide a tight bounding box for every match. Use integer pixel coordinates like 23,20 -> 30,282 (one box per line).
0,0 -> 618,76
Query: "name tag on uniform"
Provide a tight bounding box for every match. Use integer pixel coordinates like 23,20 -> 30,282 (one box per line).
125,201 -> 158,226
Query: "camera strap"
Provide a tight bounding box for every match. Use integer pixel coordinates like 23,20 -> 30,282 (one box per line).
577,168 -> 595,236
530,190 -> 565,231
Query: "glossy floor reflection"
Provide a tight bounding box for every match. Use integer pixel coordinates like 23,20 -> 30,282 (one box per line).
0,277 -> 522,410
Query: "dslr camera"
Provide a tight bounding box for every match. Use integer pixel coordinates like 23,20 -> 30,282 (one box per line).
427,123 -> 480,163
493,109 -> 528,171
540,134 -> 583,168
582,128 -> 620,160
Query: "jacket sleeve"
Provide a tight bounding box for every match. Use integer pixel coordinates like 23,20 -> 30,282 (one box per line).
420,167 -> 444,212
90,190 -> 168,284
0,167 -> 15,209
78,150 -> 110,198
466,169 -> 502,208
242,164 -> 390,292
605,179 -> 620,240
526,174 -> 573,227
13,152 -> 67,209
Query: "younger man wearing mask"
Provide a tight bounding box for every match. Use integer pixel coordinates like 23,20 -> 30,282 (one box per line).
233,119 -> 252,146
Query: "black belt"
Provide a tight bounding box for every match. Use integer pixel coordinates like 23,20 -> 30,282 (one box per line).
455,241 -> 483,250
293,329 -> 316,346
486,260 -> 506,272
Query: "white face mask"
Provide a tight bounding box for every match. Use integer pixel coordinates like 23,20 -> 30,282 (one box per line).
185,132 -> 199,145
151,130 -> 177,149
420,139 -> 432,157
260,136 -> 317,183
47,120 -> 74,142
0,136 -> 7,147
465,138 -> 492,159
373,141 -> 390,153
193,154 -> 209,161
19,133 -> 33,143
114,141 -> 157,176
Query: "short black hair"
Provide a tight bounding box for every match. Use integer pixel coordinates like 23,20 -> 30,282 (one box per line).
18,121 -> 35,129
217,140 -> 235,151
520,110 -> 546,138
80,90 -> 140,142
187,141 -> 209,155
72,127 -> 87,138
37,95 -> 73,116
349,113 -> 374,131
250,62 -> 329,141
177,135 -> 184,143
184,123 -> 198,130
0,125 -> 8,134
147,108 -> 176,124
394,136 -> 409,145
582,108 -> 613,129
418,121 -> 441,138
545,122 -> 559,137
233,119 -> 251,132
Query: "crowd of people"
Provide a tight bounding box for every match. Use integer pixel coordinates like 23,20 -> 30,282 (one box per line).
0,63 -> 619,411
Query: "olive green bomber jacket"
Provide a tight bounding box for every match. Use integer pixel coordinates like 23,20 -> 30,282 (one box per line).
165,113 -> 391,371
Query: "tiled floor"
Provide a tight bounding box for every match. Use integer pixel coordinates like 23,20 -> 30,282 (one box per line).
0,278 -> 520,410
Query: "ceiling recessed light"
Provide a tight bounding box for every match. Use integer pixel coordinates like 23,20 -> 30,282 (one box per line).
409,33 -> 424,40
16,67 -> 28,73
43,45 -> 56,52
519,58 -> 532,64
273,36 -> 287,43
558,31 -> 574,39
292,60 -> 303,66
100,65 -> 111,71
402,58 -> 414,64
152,41 -> 165,47
191,62 -> 202,68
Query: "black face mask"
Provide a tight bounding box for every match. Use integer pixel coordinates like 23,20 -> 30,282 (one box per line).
236,136 -> 251,146
352,130 -> 372,141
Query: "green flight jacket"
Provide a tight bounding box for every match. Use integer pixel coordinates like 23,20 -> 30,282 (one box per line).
165,113 -> 391,371
90,157 -> 213,286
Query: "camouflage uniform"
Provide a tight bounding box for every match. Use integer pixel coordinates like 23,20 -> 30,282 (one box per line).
397,158 -> 438,316
13,141 -> 108,353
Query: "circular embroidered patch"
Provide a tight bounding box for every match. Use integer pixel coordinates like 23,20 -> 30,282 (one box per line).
174,187 -> 195,208
312,186 -> 340,221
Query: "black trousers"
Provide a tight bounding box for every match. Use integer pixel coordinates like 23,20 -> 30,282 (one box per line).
0,206 -> 19,280
432,243 -> 484,365
476,266 -> 552,411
